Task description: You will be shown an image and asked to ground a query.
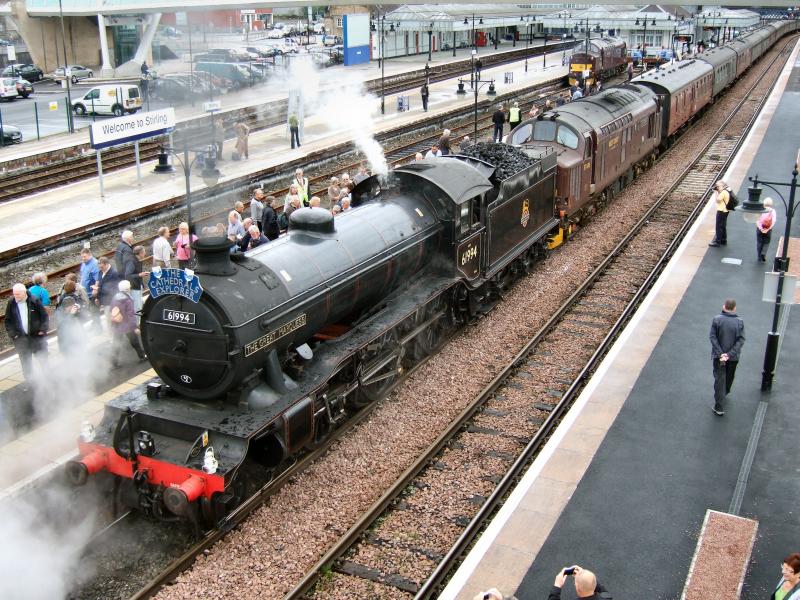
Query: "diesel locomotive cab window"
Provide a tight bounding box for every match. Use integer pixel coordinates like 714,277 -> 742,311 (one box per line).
511,123 -> 533,145
557,126 -> 579,150
533,120 -> 557,142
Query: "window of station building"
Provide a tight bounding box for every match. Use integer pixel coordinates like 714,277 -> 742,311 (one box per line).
511,123 -> 533,145
557,125 -> 579,150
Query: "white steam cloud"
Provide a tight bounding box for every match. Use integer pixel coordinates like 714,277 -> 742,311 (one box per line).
0,486 -> 96,599
271,53 -> 389,178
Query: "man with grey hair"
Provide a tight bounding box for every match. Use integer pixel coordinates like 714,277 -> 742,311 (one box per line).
114,230 -> 137,293
246,225 -> 266,250
438,128 -> 452,156
109,279 -> 146,367
4,282 -> 49,389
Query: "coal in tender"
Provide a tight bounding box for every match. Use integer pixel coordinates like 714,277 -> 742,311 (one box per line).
460,142 -> 537,180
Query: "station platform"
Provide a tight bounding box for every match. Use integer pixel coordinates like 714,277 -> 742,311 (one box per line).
0,40 -> 562,167
0,48 -> 568,254
0,48 -> 569,498
440,44 -> 800,600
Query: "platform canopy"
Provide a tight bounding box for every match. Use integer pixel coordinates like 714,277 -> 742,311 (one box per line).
23,0 -> 800,18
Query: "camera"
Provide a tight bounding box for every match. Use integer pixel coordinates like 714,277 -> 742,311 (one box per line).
564,567 -> 576,576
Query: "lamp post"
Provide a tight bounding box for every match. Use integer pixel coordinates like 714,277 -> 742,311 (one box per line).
57,0 -> 74,133
560,11 -> 571,64
473,77 -> 495,140
158,141 -> 222,236
427,22 -> 433,61
635,17 -> 656,66
742,161 -> 800,392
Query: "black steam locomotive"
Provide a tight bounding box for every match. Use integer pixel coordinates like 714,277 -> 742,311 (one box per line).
67,149 -> 559,525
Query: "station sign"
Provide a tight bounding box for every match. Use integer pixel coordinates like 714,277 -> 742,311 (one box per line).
7,45 -> 15,62
89,107 -> 176,150
203,100 -> 221,112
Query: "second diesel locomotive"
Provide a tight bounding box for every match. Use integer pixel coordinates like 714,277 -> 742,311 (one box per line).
568,36 -> 628,89
66,150 -> 559,525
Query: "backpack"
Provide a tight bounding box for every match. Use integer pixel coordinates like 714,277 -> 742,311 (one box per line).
727,189 -> 738,210
110,306 -> 124,324
278,212 -> 289,230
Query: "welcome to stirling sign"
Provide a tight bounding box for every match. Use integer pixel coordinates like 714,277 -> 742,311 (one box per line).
89,107 -> 176,197
89,107 -> 176,149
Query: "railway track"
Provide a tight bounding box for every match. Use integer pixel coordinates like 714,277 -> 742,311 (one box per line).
57,35 -> 795,600
0,78 -> 571,349
0,42 -> 574,207
281,35 -> 795,600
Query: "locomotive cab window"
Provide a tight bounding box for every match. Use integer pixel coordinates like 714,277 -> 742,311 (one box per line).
557,126 -> 579,150
533,120 -> 556,142
510,123 -> 533,145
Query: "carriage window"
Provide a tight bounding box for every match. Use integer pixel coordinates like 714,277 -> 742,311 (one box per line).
557,125 -> 579,150
533,120 -> 557,142
511,123 -> 533,145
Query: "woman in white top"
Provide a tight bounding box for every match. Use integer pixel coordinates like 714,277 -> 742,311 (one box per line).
152,226 -> 173,268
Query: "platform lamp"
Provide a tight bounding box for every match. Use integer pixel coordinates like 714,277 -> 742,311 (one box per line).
57,0 -> 74,133
427,22 -> 433,62
741,160 -> 800,392
155,135 -> 222,236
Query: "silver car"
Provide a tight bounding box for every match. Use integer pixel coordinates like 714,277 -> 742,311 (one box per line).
54,64 -> 94,84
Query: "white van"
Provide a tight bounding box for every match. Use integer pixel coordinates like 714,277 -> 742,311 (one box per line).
72,84 -> 142,117
0,77 -> 18,101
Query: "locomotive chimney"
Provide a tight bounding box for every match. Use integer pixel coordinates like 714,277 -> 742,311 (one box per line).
193,237 -> 236,276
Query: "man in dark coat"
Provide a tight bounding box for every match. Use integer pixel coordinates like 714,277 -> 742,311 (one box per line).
420,83 -> 429,112
114,231 -> 137,286
474,57 -> 483,81
492,106 -> 506,142
95,256 -> 121,318
261,196 -> 281,240
709,298 -> 745,416
5,283 -> 49,388
548,566 -> 610,600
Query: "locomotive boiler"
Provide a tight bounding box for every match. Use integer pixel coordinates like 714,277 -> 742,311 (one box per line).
66,149 -> 560,526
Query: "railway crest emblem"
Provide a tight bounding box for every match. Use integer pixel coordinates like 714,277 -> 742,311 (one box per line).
521,199 -> 530,228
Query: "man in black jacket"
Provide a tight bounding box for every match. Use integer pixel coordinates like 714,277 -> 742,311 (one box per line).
549,566 -> 610,599
114,230 -> 137,285
5,283 -> 49,389
95,256 -> 122,321
261,196 -> 280,240
709,298 -> 745,416
492,106 -> 506,142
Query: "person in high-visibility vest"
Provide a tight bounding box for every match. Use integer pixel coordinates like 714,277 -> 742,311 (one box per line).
508,101 -> 522,131
293,168 -> 309,206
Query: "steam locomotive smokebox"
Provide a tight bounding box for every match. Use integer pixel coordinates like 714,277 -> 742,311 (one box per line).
289,208 -> 336,236
194,237 -> 237,276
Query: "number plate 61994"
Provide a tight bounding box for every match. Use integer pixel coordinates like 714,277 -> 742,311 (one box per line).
163,309 -> 195,325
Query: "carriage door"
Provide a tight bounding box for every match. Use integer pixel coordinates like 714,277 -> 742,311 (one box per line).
582,134 -> 593,197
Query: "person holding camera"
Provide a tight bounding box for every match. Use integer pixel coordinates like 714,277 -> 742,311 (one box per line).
549,565 -> 610,599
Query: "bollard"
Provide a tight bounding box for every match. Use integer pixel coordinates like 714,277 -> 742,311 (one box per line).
153,146 -> 175,173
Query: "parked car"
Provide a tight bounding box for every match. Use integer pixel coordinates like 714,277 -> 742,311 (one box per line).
152,77 -> 203,104
194,49 -> 242,63
195,62 -> 251,90
2,63 -> 44,82
15,77 -> 33,98
161,26 -> 182,38
54,64 -> 93,83
0,77 -> 18,101
239,64 -> 266,83
72,84 -> 142,116
0,124 -> 22,144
